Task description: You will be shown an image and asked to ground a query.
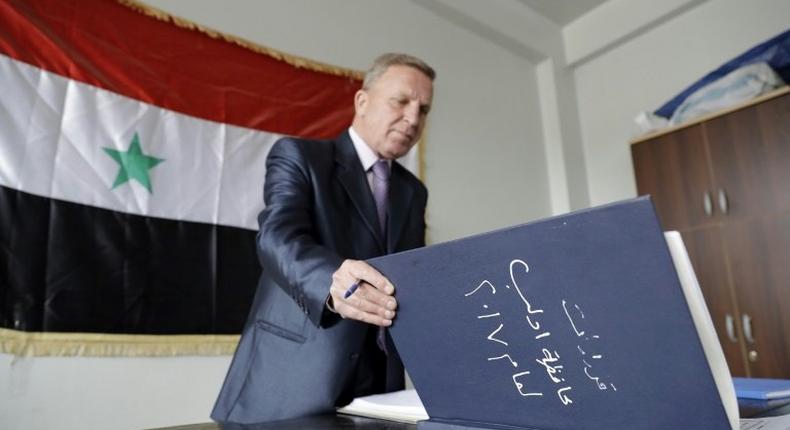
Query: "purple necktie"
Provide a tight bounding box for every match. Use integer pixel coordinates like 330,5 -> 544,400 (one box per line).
371,160 -> 390,354
371,160 -> 390,237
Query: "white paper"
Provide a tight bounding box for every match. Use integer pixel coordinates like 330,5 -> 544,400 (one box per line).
337,388 -> 429,424
740,415 -> 790,430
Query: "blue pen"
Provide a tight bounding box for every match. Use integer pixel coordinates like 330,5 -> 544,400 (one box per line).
343,281 -> 360,299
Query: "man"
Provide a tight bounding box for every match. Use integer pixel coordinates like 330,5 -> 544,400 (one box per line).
211,53 -> 435,424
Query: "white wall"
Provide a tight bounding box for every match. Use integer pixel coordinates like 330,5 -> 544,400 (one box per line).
573,0 -> 790,205
141,0 -> 551,242
0,353 -> 230,429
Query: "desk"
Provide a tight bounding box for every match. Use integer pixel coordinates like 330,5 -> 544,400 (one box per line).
152,414 -> 414,430
739,397 -> 790,418
155,400 -> 790,430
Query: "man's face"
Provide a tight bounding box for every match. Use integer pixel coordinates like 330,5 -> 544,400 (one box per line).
353,65 -> 433,160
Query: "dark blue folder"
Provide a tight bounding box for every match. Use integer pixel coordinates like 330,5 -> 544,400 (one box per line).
369,197 -> 729,430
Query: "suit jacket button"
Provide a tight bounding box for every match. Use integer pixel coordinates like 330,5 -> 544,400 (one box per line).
350,353 -> 359,360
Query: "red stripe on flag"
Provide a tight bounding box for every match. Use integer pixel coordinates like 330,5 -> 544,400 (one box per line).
0,0 -> 360,139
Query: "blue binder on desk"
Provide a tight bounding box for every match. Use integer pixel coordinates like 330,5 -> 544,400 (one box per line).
734,378 -> 790,400
369,197 -> 731,430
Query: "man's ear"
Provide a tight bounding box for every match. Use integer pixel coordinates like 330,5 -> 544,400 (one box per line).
354,89 -> 368,116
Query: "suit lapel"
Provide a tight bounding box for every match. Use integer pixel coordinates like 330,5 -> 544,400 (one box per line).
334,132 -> 385,251
387,163 -> 414,253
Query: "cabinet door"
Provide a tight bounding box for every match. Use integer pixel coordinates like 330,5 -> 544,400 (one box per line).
724,213 -> 790,378
705,94 -> 790,220
681,227 -> 747,377
631,125 -> 717,231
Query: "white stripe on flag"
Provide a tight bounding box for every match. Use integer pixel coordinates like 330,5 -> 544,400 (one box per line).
0,54 -> 419,231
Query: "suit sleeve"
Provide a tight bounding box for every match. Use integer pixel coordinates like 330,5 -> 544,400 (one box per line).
256,138 -> 342,328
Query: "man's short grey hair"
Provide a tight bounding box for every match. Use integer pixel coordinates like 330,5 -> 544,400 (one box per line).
362,53 -> 436,90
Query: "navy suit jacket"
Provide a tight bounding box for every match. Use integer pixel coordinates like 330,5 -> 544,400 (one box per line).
211,131 -> 427,424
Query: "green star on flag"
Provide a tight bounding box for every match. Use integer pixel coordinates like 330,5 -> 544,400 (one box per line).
104,132 -> 165,193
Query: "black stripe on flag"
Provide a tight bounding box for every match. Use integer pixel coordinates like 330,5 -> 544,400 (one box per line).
0,186 -> 259,334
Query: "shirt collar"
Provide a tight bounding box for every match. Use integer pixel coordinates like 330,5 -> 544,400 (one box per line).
349,127 -> 390,171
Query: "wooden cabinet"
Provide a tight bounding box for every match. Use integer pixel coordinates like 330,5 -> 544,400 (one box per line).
705,93 -> 790,220
631,89 -> 790,378
632,124 -> 716,231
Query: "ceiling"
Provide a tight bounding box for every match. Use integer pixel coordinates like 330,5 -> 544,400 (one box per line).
409,0 -> 614,64
516,0 -> 609,26
412,0 -> 708,65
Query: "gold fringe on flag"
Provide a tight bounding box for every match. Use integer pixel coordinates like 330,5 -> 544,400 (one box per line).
0,328 -> 239,357
116,0 -> 364,81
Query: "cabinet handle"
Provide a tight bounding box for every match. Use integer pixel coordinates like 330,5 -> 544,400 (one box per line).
703,191 -> 713,216
725,314 -> 738,343
742,314 -> 755,344
718,188 -> 729,215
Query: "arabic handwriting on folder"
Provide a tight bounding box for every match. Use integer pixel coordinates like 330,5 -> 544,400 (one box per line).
369,197 -> 733,430
462,258 -> 616,405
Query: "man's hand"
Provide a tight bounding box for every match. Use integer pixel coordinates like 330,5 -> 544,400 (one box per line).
329,259 -> 397,327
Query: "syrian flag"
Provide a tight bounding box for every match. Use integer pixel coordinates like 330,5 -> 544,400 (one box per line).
0,0 -> 411,336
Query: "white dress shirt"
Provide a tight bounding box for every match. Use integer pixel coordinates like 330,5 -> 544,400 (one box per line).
349,127 -> 391,191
